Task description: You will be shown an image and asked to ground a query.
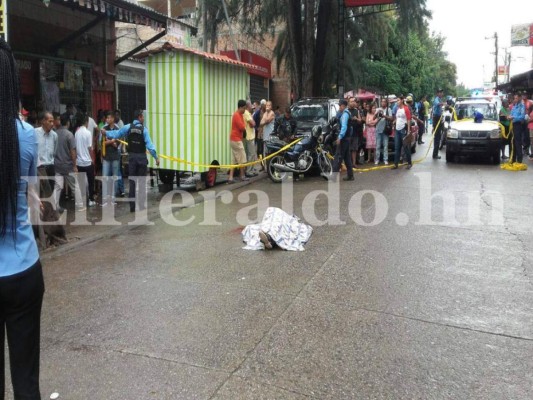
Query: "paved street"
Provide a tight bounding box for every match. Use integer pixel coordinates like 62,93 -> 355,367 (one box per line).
23,143 -> 533,399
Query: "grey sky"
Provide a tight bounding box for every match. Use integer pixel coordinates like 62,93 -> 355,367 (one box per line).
426,0 -> 532,88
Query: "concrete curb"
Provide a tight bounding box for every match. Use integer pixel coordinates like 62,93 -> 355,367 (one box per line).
40,173 -> 267,261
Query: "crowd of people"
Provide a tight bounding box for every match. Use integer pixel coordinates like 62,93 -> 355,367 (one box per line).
18,102 -> 161,214
228,99 -> 297,183
499,91 -> 533,163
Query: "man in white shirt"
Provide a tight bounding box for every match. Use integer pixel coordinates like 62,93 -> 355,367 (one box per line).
35,111 -> 58,197
74,114 -> 96,209
243,100 -> 258,177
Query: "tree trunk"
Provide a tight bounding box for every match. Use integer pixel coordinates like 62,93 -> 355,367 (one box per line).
312,0 -> 332,96
301,0 -> 315,97
287,0 -> 303,99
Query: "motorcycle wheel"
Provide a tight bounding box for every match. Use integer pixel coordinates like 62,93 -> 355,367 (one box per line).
267,155 -> 288,183
318,152 -> 333,180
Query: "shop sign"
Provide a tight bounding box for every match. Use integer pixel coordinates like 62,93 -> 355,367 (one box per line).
511,23 -> 533,46
16,58 -> 37,96
220,50 -> 272,79
0,0 -> 7,42
117,65 -> 145,85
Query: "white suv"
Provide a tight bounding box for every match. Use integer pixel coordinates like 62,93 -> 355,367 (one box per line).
445,98 -> 503,164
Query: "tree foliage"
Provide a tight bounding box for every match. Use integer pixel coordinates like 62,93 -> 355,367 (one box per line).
201,0 -> 457,99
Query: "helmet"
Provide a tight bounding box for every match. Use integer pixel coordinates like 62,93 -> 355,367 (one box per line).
312,125 -> 322,138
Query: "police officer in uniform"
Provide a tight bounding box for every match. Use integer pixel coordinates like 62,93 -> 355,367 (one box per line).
274,107 -> 298,143
102,109 -> 160,212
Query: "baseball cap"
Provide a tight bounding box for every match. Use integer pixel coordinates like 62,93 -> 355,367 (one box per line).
21,108 -> 29,116
260,99 -> 267,105
406,95 -> 413,103
437,88 -> 444,92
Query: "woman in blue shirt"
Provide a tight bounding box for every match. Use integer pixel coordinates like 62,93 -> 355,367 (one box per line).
0,38 -> 44,399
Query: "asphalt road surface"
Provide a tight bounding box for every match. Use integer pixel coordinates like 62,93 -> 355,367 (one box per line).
20,146 -> 533,399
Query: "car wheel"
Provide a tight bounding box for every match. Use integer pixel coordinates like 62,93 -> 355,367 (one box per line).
267,155 -> 288,183
159,169 -> 175,185
445,150 -> 455,163
318,152 -> 333,180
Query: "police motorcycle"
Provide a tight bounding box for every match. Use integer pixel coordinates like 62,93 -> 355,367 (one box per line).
265,125 -> 333,183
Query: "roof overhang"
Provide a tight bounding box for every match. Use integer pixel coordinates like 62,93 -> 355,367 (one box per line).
135,42 -> 262,73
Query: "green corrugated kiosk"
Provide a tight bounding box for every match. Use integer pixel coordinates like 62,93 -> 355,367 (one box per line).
138,42 -> 254,187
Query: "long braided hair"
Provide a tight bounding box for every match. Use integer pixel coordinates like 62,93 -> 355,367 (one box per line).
0,37 -> 21,238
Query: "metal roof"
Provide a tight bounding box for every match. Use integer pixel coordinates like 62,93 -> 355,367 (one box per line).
135,42 -> 262,72
100,0 -> 194,30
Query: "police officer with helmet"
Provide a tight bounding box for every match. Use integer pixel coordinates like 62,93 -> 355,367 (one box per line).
102,109 -> 160,212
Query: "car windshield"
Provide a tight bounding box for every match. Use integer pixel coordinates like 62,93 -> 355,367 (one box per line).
455,103 -> 498,121
291,103 -> 329,122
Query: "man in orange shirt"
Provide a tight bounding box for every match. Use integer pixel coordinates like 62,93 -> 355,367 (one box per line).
228,100 -> 249,184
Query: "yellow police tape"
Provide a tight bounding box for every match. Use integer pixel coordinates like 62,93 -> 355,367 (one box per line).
115,138 -> 303,169
500,122 -> 527,171
112,110 -> 527,173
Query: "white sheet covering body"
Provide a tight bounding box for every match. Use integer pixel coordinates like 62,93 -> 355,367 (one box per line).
242,207 -> 313,251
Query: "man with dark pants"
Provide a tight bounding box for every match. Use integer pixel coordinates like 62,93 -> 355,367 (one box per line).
103,110 -> 160,212
509,93 -> 527,163
432,89 -> 444,159
333,99 -> 354,181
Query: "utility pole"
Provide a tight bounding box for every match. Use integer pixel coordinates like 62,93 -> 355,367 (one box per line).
494,32 -> 498,88
484,32 -> 498,88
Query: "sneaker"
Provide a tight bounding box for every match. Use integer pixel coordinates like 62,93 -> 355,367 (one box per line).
76,205 -> 86,212
384,161 -> 389,165
258,231 -> 273,249
374,161 -> 379,165
241,176 -> 250,181
88,200 -> 96,207
343,176 -> 355,181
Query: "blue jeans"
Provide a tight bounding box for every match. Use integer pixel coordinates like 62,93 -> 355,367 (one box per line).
102,159 -> 120,203
116,164 -> 124,196
394,128 -> 412,166
376,131 -> 389,162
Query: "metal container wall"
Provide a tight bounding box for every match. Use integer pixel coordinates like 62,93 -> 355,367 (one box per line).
145,51 -> 249,172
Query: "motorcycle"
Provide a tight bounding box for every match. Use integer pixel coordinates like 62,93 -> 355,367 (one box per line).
323,117 -> 340,155
265,125 -> 333,183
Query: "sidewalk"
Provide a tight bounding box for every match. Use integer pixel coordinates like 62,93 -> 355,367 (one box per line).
41,172 -> 266,261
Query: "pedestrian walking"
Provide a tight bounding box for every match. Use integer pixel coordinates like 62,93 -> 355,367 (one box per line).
227,100 -> 249,184
499,99 -> 511,160
35,111 -> 58,197
432,89 -> 444,159
75,113 -> 97,210
375,98 -> 393,165
100,111 -> 122,206
53,114 -> 77,213
392,97 -> 413,170
243,100 -> 258,177
365,103 -> 378,163
253,99 -> 266,170
102,110 -> 160,212
509,93 -> 527,163
0,36 -> 45,400
332,99 -> 354,181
